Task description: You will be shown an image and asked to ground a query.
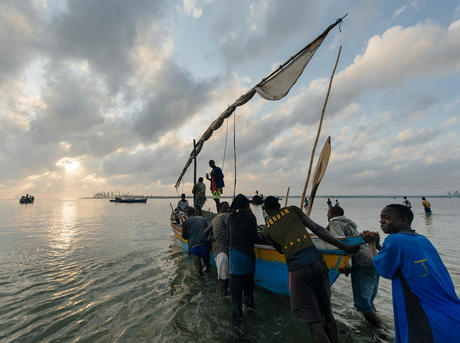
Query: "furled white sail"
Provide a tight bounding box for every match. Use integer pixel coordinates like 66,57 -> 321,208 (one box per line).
175,17 -> 345,188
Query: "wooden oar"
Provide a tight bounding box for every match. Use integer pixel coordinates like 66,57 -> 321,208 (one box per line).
305,136 -> 331,216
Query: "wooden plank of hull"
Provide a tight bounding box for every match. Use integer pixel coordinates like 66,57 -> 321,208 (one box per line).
170,220 -> 361,295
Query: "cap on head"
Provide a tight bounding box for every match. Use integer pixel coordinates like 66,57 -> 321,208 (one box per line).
264,196 -> 280,212
231,194 -> 249,211
219,201 -> 230,212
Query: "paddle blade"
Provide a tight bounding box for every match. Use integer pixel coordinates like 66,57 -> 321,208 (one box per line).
306,137 -> 331,215
312,136 -> 331,187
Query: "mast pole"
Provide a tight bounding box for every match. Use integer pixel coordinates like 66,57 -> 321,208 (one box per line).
193,139 -> 197,204
284,186 -> 290,207
300,46 -> 342,211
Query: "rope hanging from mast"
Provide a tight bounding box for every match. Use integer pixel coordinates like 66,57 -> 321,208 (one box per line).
222,117 -> 229,172
233,109 -> 237,198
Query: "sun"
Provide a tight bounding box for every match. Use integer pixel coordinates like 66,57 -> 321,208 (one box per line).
56,157 -> 80,173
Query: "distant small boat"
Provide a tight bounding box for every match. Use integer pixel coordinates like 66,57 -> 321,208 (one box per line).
19,195 -> 34,204
110,197 -> 147,203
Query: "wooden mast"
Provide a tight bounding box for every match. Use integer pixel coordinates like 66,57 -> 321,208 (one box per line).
300,46 -> 342,212
193,139 -> 197,204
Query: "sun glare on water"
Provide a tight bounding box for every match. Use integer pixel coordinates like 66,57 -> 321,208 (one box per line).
56,157 -> 80,173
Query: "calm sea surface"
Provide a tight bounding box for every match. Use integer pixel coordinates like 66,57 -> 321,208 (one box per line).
1,197 -> 459,342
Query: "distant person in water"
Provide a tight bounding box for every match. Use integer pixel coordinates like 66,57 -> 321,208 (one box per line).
181,207 -> 211,280
327,198 -> 332,209
334,199 -> 340,207
402,196 -> 411,208
176,193 -> 189,216
262,196 -> 361,343
204,202 -> 231,296
192,177 -> 207,216
327,206 -> 381,328
422,197 -> 432,215
362,204 -> 460,343
206,160 -> 224,212
228,194 -> 264,336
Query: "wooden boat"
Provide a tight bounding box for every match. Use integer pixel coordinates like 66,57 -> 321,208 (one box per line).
110,197 -> 147,203
170,215 -> 364,295
19,195 -> 34,204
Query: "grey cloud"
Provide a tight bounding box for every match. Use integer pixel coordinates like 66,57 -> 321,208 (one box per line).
0,1 -> 44,83
133,61 -> 215,141
50,0 -> 168,91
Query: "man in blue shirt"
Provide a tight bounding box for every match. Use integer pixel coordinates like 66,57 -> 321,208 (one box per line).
206,160 -> 224,211
363,204 -> 460,342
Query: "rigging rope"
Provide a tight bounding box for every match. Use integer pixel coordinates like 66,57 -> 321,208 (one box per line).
222,117 -> 229,172
233,109 -> 237,198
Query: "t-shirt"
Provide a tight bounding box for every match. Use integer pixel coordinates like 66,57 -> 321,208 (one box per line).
177,199 -> 189,214
327,216 -> 371,267
210,213 -> 230,256
422,200 -> 431,209
181,216 -> 210,250
192,182 -> 206,199
211,166 -> 225,189
373,231 -> 460,343
262,206 -> 322,271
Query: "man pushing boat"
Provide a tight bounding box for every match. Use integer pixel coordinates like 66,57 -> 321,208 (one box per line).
262,196 -> 361,343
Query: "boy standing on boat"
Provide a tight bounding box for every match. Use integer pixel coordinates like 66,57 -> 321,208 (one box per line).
204,202 -> 231,296
326,206 -> 381,327
192,177 -> 207,216
262,196 -> 360,343
362,204 -> 460,343
206,160 -> 224,212
181,207 -> 211,280
176,193 -> 189,216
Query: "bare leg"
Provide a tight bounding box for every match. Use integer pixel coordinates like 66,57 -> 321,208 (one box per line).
309,322 -> 331,343
363,311 -> 381,328
192,255 -> 203,279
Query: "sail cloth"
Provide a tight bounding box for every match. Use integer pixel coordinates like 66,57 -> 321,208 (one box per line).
175,17 -> 344,189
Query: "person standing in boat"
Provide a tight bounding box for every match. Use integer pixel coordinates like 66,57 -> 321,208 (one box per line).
228,194 -> 264,335
422,196 -> 432,216
204,202 -> 231,296
192,177 -> 207,216
334,199 -> 340,208
176,193 -> 189,216
206,160 -> 224,212
327,198 -> 332,209
402,196 -> 411,208
262,196 -> 360,343
181,207 -> 211,280
362,204 -> 460,343
327,206 -> 381,328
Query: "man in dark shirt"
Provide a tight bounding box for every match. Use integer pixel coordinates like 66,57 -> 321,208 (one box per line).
228,194 -> 264,335
263,196 -> 360,343
181,207 -> 211,280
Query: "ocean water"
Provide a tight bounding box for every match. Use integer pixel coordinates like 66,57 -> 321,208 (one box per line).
0,197 -> 459,342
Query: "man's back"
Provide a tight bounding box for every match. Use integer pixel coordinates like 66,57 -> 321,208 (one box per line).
182,216 -> 209,250
327,216 -> 370,267
212,213 -> 230,256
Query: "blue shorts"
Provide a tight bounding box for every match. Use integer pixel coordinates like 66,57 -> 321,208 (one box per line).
190,244 -> 210,259
351,265 -> 380,313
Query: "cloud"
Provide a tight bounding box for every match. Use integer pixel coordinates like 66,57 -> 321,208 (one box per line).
181,0 -> 203,18
443,117 -> 460,127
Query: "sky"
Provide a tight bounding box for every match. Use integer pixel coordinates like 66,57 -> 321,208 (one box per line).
1,0 -> 459,199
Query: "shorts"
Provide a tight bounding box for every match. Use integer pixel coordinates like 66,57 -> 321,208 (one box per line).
289,259 -> 333,323
351,265 -> 380,313
216,252 -> 229,280
190,244 -> 210,259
